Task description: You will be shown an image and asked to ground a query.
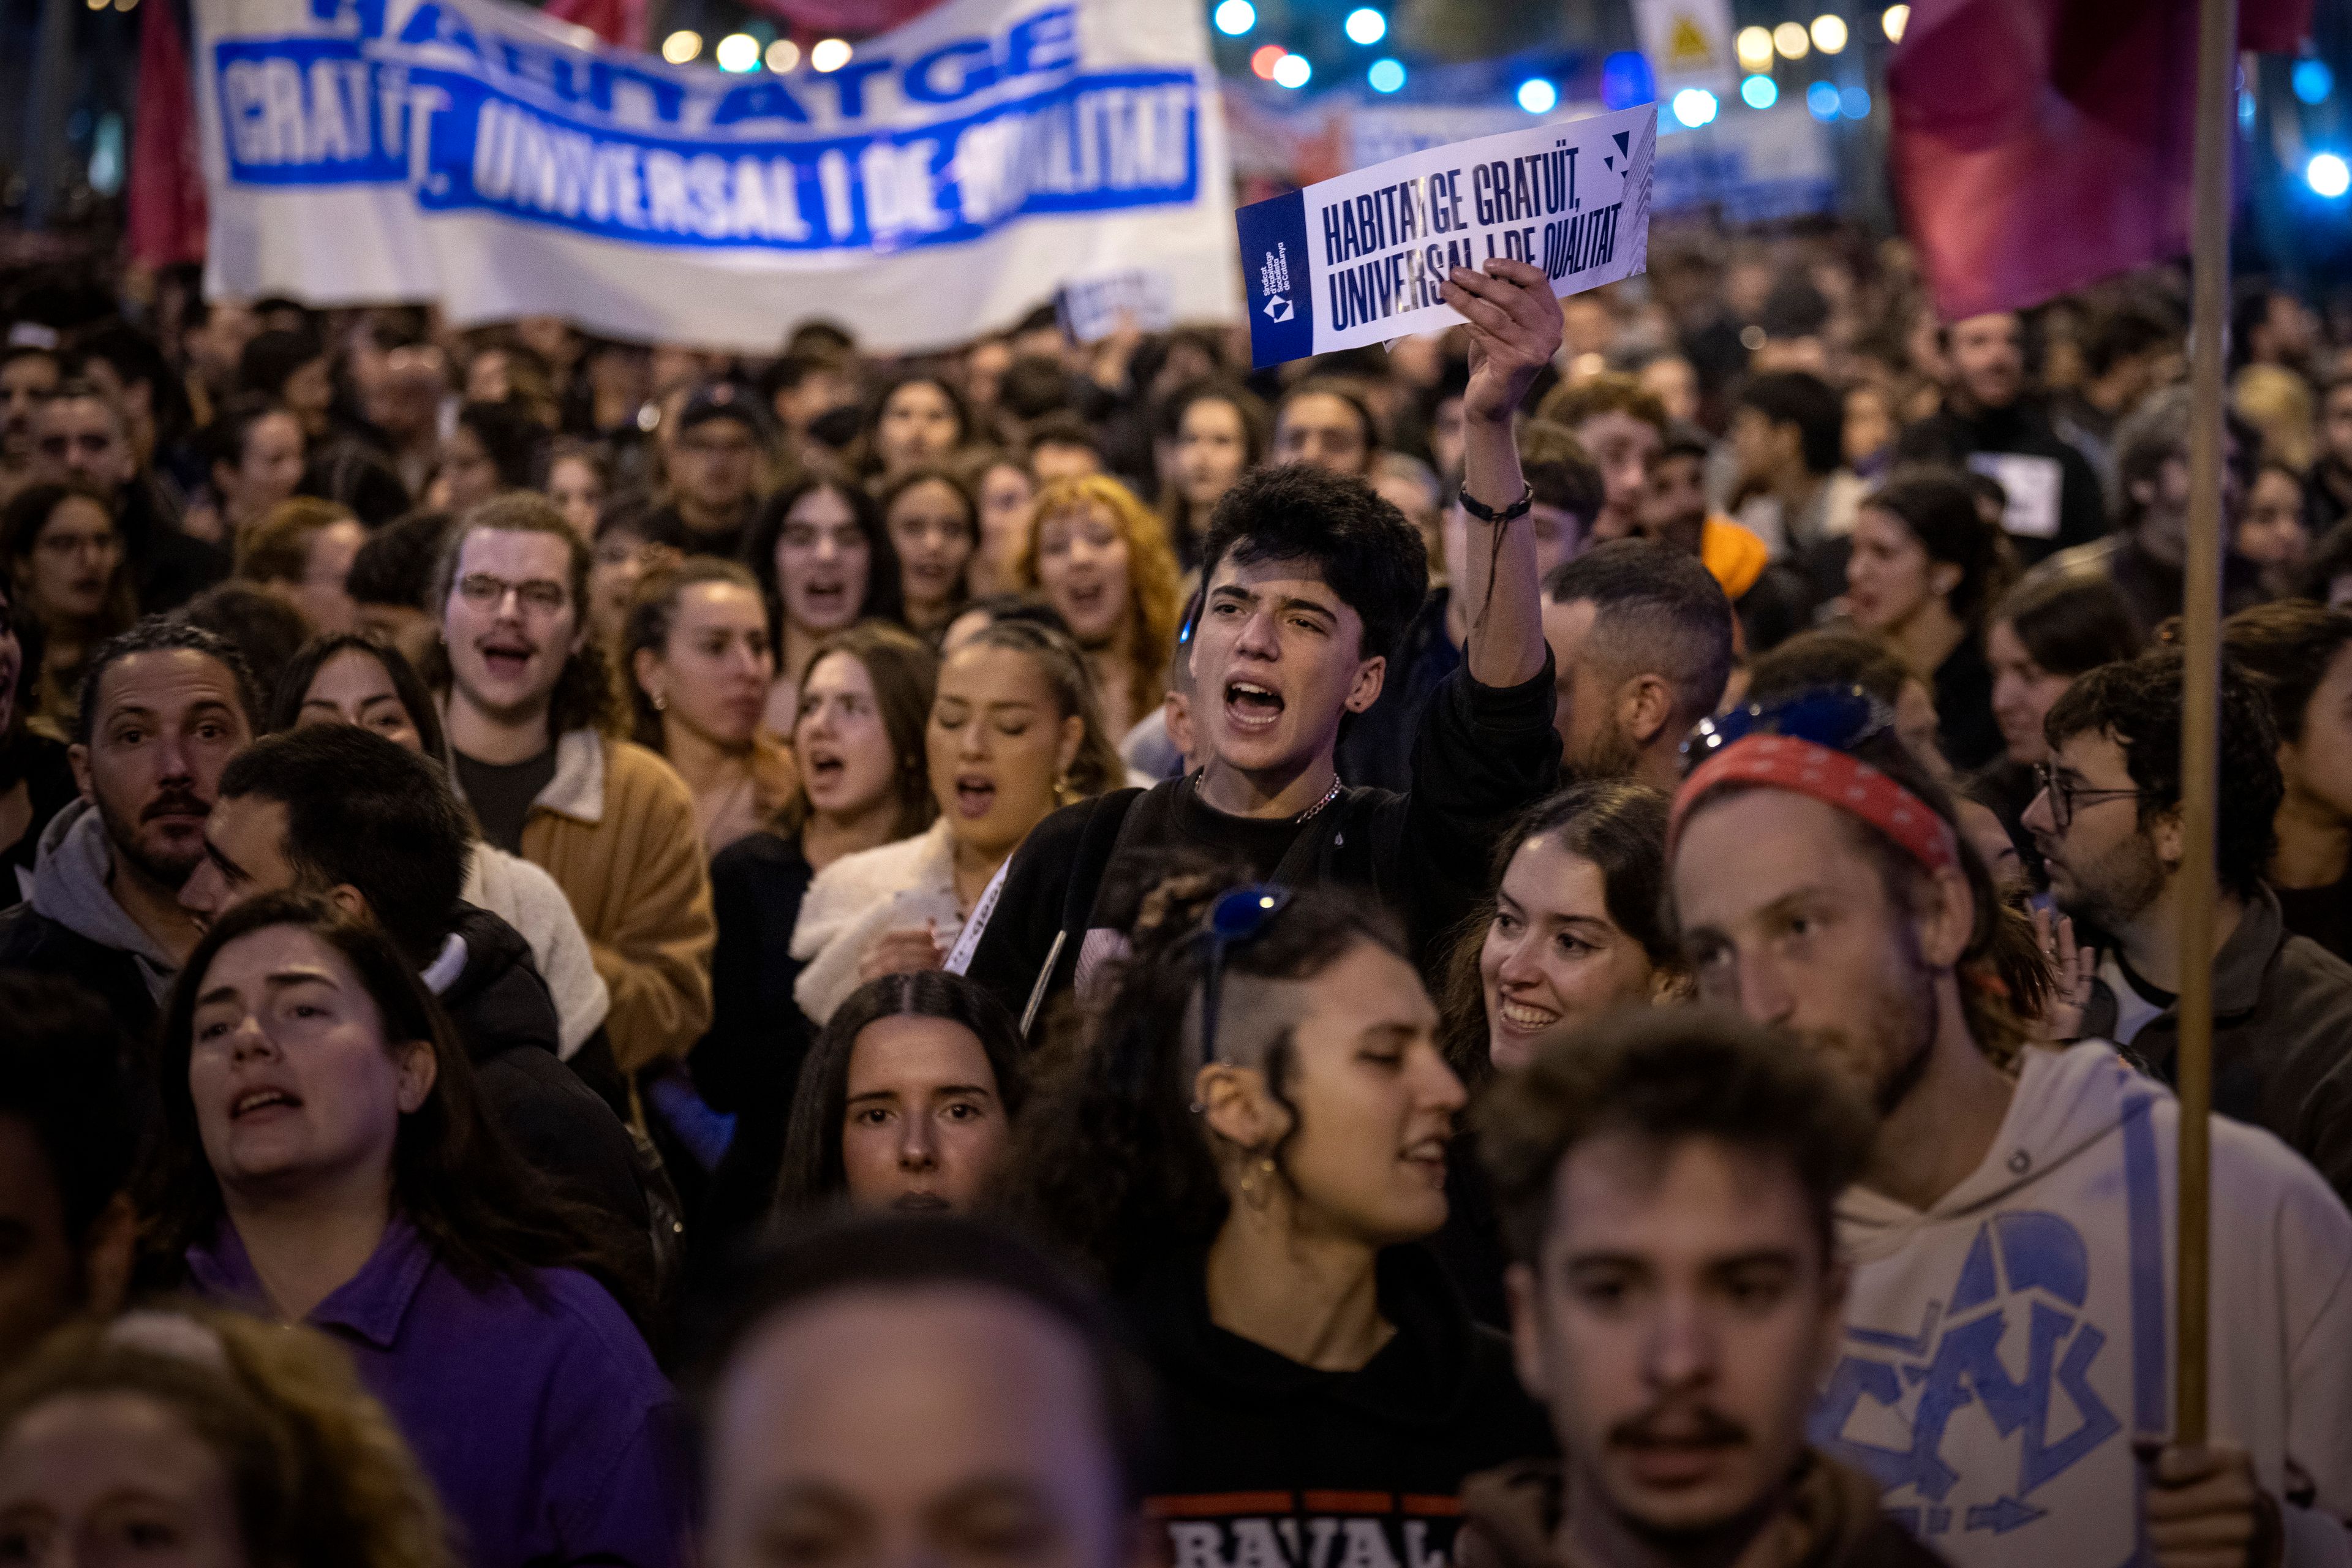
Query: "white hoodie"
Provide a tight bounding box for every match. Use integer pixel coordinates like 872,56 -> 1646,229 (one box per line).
1817,1042 -> 2352,1568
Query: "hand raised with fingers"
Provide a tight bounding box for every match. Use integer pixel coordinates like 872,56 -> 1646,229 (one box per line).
1441,257 -> 1564,424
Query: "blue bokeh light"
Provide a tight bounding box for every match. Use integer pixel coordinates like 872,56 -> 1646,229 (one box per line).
1806,80 -> 1841,120
2309,152 -> 2350,198
1598,50 -> 1654,111
1368,57 -> 1406,93
1517,78 -> 1559,115
1213,0 -> 1255,35
2295,58 -> 2334,105
1344,7 -> 1386,45
1741,74 -> 1777,109
1841,85 -> 1872,118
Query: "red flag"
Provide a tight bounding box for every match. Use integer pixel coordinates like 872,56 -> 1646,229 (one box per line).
1888,0 -> 2310,322
127,0 -> 208,270
542,0 -> 649,51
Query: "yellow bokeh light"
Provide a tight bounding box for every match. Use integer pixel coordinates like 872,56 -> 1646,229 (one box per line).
1773,21 -> 1811,59
1735,26 -> 1775,72
660,29 -> 701,64
1883,4 -> 1911,42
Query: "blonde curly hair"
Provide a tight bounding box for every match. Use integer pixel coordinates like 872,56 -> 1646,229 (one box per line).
1014,475 -> 1183,729
0,1305 -> 454,1568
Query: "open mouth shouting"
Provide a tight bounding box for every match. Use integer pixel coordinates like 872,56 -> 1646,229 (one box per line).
1224,679 -> 1284,735
228,1084 -> 303,1123
799,575 -> 851,623
952,771 -> 997,820
805,742 -> 846,794
477,635 -> 538,685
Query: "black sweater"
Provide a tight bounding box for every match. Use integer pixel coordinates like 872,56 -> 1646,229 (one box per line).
963,657 -> 1559,1032
1128,1245 -> 1553,1566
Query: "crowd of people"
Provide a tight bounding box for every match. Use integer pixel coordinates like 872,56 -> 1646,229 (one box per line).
2,219 -> 2351,1568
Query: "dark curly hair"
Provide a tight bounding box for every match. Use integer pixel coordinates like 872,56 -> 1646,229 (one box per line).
143,894 -> 647,1331
1000,881 -> 1408,1289
1196,464 -> 1428,665
2043,649 -> 2282,898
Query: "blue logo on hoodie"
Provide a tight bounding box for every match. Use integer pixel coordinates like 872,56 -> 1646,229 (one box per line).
1812,1210 -> 2122,1539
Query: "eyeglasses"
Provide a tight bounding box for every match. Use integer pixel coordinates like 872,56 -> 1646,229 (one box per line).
2032,762 -> 2148,831
456,573 -> 567,614
1196,884 -> 1292,1071
1681,684 -> 1893,774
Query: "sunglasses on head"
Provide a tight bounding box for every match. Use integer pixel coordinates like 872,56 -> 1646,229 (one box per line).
1680,684 -> 1894,775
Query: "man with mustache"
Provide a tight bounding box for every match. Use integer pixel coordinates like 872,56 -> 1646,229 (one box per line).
0,618 -> 255,1038
1668,707 -> 2352,1567
1464,1008 -> 1937,1568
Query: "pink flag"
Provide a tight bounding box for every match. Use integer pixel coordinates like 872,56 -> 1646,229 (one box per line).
1888,0 -> 2310,322
127,0 -> 208,270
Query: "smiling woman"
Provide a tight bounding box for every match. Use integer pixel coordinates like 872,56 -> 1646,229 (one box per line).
1438,781 -> 1683,1080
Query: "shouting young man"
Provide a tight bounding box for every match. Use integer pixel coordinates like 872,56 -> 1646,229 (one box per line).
963,258 -> 1564,1029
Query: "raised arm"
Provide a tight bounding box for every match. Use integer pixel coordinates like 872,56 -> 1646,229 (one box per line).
1441,256 -> 1564,689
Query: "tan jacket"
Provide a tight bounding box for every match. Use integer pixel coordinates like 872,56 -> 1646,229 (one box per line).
497,731 -> 714,1073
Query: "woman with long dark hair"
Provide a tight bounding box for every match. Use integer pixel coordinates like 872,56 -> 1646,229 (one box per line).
1003,883 -> 1548,1562
745,474 -> 902,734
771,970 -> 1027,1218
1844,468 -> 2016,772
1437,781 -> 1683,1079
692,622 -> 939,1257
149,895 -> 688,1568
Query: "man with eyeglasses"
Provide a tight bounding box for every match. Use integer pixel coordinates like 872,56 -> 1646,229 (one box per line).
430,493 -> 712,1080
28,379 -> 225,613
0,345 -> 60,507
2025,649 -> 2352,1203
648,382 -> 772,558
1668,687 -> 2352,1568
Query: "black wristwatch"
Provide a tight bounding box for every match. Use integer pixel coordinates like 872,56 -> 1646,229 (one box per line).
1458,483 -> 1535,524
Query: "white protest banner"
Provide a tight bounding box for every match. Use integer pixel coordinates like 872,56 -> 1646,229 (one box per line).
1055,265 -> 1175,342
1633,0 -> 1736,96
1236,104 -> 1654,369
194,0 -> 1242,352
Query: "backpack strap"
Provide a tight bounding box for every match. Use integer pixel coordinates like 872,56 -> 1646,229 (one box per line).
1016,788 -> 1145,1036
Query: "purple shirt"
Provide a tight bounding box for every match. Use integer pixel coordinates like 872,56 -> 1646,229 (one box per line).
188,1216 -> 689,1568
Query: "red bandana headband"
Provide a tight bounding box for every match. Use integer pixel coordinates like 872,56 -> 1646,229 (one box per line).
1668,735 -> 1960,875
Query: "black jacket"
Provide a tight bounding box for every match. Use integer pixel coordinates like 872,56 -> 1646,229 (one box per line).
965,657 -> 1559,1033
689,829 -> 817,1267
1128,1245 -> 1553,1566
1896,401 -> 2106,565
0,902 -> 164,1041
118,478 -> 228,614
435,905 -> 669,1302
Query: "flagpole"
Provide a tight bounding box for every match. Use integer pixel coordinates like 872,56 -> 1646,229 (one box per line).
2175,0 -> 2234,1450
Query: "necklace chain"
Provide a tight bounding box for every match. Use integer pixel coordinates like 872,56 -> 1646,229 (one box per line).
1190,770 -> 1346,823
